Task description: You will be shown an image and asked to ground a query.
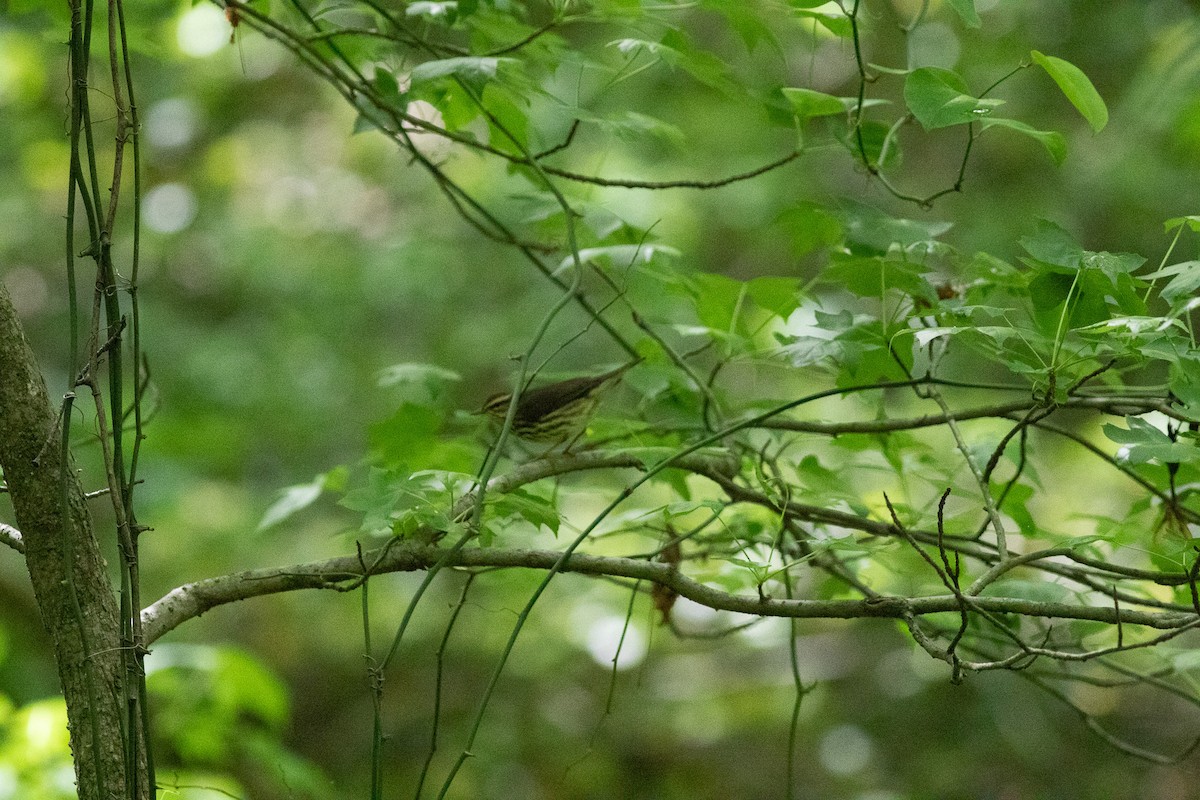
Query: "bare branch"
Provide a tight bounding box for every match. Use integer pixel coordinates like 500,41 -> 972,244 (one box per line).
0,522 -> 24,555
140,540 -> 1198,645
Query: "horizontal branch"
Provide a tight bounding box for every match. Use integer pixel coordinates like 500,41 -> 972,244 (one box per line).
0,522 -> 23,554
140,541 -> 1196,645
757,395 -> 1181,435
540,151 -> 802,190
140,442 -> 1197,643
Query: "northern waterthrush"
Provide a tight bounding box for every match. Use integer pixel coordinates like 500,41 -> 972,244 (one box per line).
477,361 -> 638,447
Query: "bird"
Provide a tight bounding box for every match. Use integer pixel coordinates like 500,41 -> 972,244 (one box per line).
476,361 -> 639,448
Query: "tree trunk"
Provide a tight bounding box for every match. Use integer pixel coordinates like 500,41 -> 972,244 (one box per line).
0,283 -> 143,799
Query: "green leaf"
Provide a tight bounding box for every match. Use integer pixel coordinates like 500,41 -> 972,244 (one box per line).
837,119 -> 903,171
792,5 -> 852,37
352,79 -> 397,135
482,83 -> 529,153
909,326 -> 965,347
1170,355 -> 1200,410
1165,649 -> 1200,673
609,37 -> 669,59
607,111 -> 687,147
372,68 -> 405,106
410,56 -> 514,86
559,243 -> 681,273
689,273 -> 747,331
904,67 -> 1004,130
707,0 -> 783,54
726,556 -> 778,584
1074,316 -> 1178,337
822,254 -> 935,300
747,276 -> 802,319
564,106 -> 686,148
1080,250 -> 1145,281
410,80 -> 481,132
944,0 -> 981,27
980,118 -> 1066,165
257,474 -> 326,531
1030,50 -> 1108,133
1119,441 -> 1200,465
339,467 -> 404,531
377,362 -> 461,391
981,579 -> 1075,603
777,329 -> 841,368
774,202 -> 843,257
795,455 -> 861,504
1103,418 -> 1169,446
1165,216 -> 1200,233
1019,219 -> 1082,270
906,325 -> 1027,349
1103,417 -> 1200,464
491,489 -> 561,535
1142,261 -> 1200,305
995,482 -> 1036,536
659,29 -> 737,94
781,87 -> 845,119
368,403 -> 443,468
835,325 -> 914,384
609,32 -> 736,94
835,202 -> 952,253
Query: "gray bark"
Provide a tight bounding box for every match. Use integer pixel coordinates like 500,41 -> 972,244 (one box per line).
0,282 -> 141,799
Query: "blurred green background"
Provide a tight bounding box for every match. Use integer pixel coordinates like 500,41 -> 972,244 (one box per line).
3,0 -> 1200,797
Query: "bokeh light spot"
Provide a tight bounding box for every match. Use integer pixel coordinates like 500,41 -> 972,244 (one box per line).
177,5 -> 231,58
819,724 -> 874,776
144,183 -> 198,234
584,616 -> 647,671
146,98 -> 200,150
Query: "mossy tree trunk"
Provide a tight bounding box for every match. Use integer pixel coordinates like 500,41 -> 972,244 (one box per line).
0,282 -> 145,800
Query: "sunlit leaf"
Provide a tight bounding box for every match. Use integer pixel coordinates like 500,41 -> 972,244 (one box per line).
1142,260 -> 1200,304
781,87 -> 845,119
257,474 -> 327,531
747,276 -> 802,319
410,56 -> 515,86
1165,216 -> 1200,233
1030,50 -> 1108,133
1074,316 -> 1179,336
377,363 -> 462,389
1104,417 -> 1200,464
559,243 -> 681,273
904,67 -> 1004,130
482,83 -> 529,152
368,404 -> 443,468
689,273 -> 747,332
792,5 -> 852,37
